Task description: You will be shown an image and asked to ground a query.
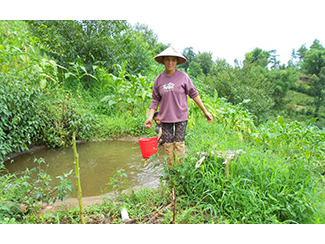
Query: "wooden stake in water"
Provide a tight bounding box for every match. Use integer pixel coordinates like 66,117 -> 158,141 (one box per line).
73,132 -> 85,224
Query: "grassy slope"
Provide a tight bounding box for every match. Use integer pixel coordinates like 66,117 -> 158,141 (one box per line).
270,89 -> 325,128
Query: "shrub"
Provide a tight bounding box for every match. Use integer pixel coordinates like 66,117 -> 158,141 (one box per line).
0,158 -> 72,223
0,20 -> 98,162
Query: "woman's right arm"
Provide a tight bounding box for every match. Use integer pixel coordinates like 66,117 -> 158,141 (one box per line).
145,109 -> 156,128
192,95 -> 213,122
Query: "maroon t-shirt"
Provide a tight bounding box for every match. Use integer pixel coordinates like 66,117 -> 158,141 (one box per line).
150,70 -> 199,123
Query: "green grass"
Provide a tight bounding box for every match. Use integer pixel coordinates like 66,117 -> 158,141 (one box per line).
93,114 -> 154,139
169,119 -> 325,223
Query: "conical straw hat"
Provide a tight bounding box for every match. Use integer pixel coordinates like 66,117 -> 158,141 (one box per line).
154,46 -> 187,65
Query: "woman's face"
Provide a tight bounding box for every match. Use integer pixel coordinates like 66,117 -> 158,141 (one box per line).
163,56 -> 177,73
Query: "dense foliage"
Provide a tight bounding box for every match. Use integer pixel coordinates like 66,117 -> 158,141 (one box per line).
0,20 -> 324,223
0,21 -> 97,162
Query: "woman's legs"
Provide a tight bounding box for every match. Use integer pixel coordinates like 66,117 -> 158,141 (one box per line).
162,121 -> 187,143
174,121 -> 187,142
174,121 -> 187,163
162,121 -> 187,165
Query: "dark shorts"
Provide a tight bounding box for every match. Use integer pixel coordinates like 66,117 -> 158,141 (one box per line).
162,121 -> 187,143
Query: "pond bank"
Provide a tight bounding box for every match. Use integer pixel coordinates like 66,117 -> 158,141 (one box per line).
39,176 -> 163,215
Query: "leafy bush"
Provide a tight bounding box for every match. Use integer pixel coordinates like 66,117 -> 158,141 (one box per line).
0,158 -> 72,223
0,20 -> 99,162
100,62 -> 153,117
252,116 -> 325,167
188,92 -> 255,138
203,64 -> 275,124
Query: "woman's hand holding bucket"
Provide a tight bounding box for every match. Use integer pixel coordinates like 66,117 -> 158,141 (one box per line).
144,108 -> 156,129
144,118 -> 152,128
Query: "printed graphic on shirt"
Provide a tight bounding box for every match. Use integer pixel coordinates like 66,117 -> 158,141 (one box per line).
163,82 -> 174,92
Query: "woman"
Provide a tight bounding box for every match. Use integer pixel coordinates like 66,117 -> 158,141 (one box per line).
145,46 -> 213,166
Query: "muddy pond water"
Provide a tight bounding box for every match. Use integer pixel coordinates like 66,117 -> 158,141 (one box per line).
4,140 -> 165,197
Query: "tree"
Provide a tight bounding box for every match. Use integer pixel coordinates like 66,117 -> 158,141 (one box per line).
310,39 -> 323,51
27,20 -> 133,75
214,58 -> 231,73
196,52 -> 214,75
297,44 -> 308,61
154,43 -> 169,56
302,49 -> 325,75
309,67 -> 325,118
180,47 -> 197,71
266,68 -> 299,105
212,64 -> 275,124
287,48 -> 299,69
269,50 -> 281,69
127,33 -> 153,75
126,23 -> 162,75
188,61 -> 203,78
244,48 -> 270,68
132,23 -> 159,51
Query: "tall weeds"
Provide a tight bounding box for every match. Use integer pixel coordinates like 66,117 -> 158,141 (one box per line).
169,116 -> 325,223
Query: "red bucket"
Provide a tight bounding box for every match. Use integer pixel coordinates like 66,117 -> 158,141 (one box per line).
138,137 -> 158,159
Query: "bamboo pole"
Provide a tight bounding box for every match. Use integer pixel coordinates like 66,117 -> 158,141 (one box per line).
73,132 -> 85,224
172,188 -> 176,224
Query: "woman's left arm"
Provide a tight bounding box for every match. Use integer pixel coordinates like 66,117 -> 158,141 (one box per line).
192,95 -> 213,122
